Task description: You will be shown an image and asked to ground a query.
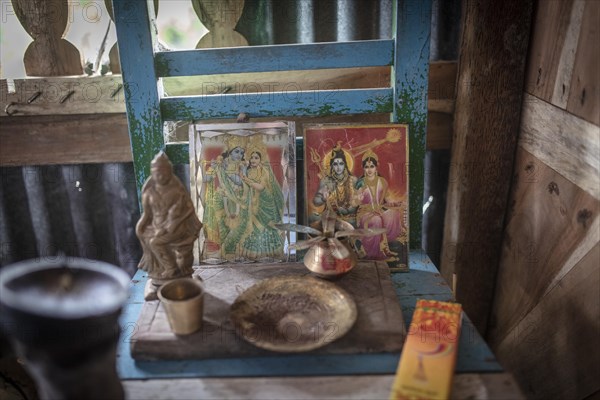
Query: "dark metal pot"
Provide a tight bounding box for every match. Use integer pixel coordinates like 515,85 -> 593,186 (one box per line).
0,257 -> 130,400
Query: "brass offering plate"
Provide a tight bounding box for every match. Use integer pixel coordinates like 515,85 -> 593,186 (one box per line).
230,275 -> 357,352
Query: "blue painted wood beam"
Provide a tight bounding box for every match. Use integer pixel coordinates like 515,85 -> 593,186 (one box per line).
155,40 -> 394,77
160,88 -> 393,121
112,0 -> 164,208
392,0 -> 432,249
165,143 -> 189,165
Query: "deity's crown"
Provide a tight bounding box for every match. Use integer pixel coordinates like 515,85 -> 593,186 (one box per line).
247,136 -> 267,159
362,149 -> 379,162
151,151 -> 172,170
226,135 -> 248,152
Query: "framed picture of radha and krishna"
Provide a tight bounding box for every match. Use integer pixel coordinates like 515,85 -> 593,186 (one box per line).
304,124 -> 409,271
190,121 -> 296,264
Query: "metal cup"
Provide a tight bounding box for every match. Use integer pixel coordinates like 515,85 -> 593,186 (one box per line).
157,278 -> 204,335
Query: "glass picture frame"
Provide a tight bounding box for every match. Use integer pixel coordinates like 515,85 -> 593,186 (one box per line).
190,121 -> 296,264
303,124 -> 409,271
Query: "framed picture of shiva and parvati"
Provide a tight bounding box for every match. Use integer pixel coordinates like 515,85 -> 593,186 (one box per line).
304,124 -> 409,271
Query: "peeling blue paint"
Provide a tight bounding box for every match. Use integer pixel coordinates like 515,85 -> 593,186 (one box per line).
393,0 -> 432,249
155,40 -> 395,77
161,89 -> 394,120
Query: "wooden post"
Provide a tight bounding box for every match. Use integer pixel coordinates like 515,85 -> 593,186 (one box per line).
112,0 -> 165,208
393,0 -> 432,249
440,0 -> 534,334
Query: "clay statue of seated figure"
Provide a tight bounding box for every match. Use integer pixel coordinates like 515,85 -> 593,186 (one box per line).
136,151 -> 202,298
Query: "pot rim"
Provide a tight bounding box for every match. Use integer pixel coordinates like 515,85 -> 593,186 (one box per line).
0,257 -> 130,319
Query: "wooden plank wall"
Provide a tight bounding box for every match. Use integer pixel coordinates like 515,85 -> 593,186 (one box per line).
488,1 -> 600,399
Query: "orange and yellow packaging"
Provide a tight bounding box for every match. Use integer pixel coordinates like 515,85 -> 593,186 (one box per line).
390,299 -> 463,400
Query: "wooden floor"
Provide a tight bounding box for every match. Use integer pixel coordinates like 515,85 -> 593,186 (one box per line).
124,373 -> 524,400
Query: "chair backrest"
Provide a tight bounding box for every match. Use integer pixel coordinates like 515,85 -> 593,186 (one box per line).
111,0 -> 431,249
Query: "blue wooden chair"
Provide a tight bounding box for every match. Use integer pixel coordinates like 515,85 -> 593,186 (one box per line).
111,0 -> 431,249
